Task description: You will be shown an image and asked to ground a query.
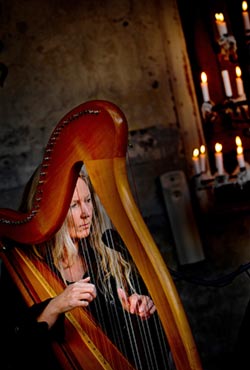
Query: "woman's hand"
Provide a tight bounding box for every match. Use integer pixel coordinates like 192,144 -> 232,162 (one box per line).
117,288 -> 156,320
37,277 -> 96,328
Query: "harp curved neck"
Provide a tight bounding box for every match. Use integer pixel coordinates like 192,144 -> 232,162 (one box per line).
0,100 -> 128,244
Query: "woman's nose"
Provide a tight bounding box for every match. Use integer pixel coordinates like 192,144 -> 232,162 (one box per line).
80,203 -> 90,217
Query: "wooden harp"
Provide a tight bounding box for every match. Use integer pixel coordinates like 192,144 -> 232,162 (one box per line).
0,100 -> 202,370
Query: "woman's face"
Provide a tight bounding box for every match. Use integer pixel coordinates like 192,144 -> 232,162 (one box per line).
67,177 -> 93,240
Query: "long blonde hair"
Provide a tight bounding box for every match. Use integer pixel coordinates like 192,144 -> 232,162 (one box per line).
20,165 -> 136,298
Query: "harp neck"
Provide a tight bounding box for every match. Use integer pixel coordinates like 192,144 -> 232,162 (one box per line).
0,100 -> 128,245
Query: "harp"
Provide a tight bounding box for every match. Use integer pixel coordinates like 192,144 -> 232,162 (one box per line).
0,100 -> 202,370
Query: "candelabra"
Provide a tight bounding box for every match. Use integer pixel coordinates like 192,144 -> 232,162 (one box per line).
194,4 -> 250,212
193,165 -> 250,215
201,98 -> 250,123
195,163 -> 250,191
193,97 -> 250,214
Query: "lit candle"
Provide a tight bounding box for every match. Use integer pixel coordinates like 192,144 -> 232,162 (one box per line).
200,72 -> 210,102
215,143 -> 224,175
200,145 -> 206,173
237,145 -> 245,169
242,1 -> 250,31
235,66 -> 245,97
192,148 -> 201,175
221,70 -> 233,98
215,13 -> 228,37
235,136 -> 245,168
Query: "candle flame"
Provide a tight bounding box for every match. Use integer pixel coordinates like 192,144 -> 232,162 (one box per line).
215,143 -> 222,153
235,136 -> 242,146
237,146 -> 243,155
215,13 -> 224,22
201,72 -> 207,83
200,145 -> 206,154
242,1 -> 248,12
235,66 -> 242,78
193,148 -> 199,158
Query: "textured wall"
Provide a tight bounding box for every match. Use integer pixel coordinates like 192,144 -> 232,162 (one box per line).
0,0 -> 179,208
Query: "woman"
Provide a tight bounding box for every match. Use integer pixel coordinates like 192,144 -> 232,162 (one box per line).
24,167 -> 155,326
0,166 -> 171,369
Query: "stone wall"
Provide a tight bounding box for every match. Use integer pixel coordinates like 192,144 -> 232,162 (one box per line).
0,0 -> 184,209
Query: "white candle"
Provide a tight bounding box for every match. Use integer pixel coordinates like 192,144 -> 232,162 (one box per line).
199,145 -> 206,173
192,148 -> 201,175
235,136 -> 245,169
221,70 -> 233,98
215,143 -> 224,175
200,72 -> 210,102
215,13 -> 228,37
235,66 -> 245,96
237,145 -> 245,168
242,2 -> 250,31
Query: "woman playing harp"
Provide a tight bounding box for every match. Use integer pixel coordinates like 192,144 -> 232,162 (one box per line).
0,100 -> 202,370
0,165 -> 173,370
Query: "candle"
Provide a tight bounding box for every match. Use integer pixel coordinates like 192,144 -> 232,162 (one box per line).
215,13 -> 228,37
235,66 -> 245,97
215,143 -> 224,175
221,70 -> 233,98
237,145 -> 245,168
200,72 -> 210,102
200,145 -> 206,173
235,136 -> 245,169
242,1 -> 250,31
192,148 -> 201,175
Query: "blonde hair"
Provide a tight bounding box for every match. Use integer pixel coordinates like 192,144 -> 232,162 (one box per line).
20,165 -> 136,298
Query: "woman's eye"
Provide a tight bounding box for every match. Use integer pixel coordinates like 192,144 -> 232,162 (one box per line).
70,202 -> 77,208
